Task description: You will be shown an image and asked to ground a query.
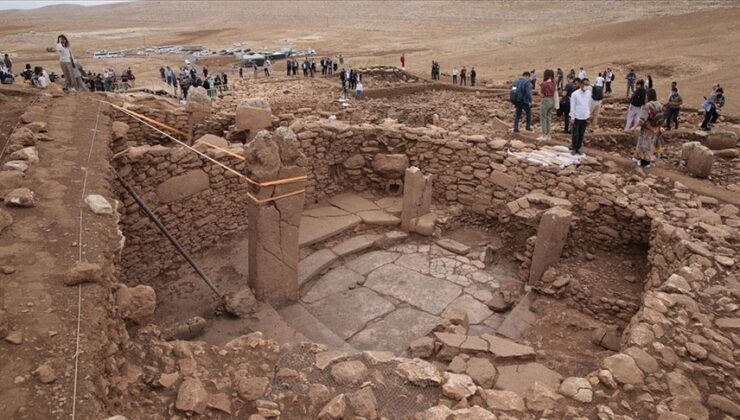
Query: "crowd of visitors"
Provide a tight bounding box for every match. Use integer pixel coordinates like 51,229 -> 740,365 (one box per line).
429,62 -> 477,86
509,65 -> 727,168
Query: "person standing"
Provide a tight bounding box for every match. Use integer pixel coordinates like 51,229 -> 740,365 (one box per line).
460,66 -> 467,86
556,68 -> 564,90
604,68 -> 613,96
470,66 -> 476,86
569,77 -> 592,155
400,53 -> 405,69
511,71 -> 533,133
561,77 -> 578,133
239,66 -> 243,78
159,66 -> 165,81
578,67 -> 586,80
625,69 -> 636,98
3,54 -> 11,73
538,69 -> 558,142
647,74 -> 653,89
590,76 -> 604,130
665,85 -> 682,130
263,59 -> 271,77
46,34 -> 86,92
530,69 -> 537,89
568,68 -> 576,81
625,79 -> 646,131
452,67 -> 458,84
431,61 -> 436,79
701,87 -> 725,131
632,88 -> 663,167
355,80 -> 364,100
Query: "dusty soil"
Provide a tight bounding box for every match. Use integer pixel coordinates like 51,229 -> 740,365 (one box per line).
1,1 -> 739,114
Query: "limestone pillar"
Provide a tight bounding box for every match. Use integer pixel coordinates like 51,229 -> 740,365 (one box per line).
245,127 -> 307,304
401,166 -> 432,232
528,207 -> 572,284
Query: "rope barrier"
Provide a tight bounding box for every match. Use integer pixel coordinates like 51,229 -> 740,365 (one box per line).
71,99 -> 102,420
100,100 -> 307,204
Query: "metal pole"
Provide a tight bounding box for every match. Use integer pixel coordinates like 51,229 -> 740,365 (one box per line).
112,169 -> 222,298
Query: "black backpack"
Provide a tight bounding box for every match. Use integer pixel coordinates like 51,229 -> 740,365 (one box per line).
509,79 -> 524,104
647,106 -> 665,128
592,85 -> 604,101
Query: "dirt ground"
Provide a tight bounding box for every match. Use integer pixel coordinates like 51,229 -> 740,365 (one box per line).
1,1 -> 739,114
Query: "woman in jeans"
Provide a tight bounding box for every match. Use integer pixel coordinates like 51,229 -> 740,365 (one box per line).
537,69 -> 557,142
46,34 -> 86,92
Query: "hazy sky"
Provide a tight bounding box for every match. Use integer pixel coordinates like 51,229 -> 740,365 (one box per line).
0,0 -> 128,10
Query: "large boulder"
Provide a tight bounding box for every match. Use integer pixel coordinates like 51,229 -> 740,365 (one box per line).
236,98 -> 272,133
155,169 -> 210,203
9,126 -> 36,146
187,87 -> 210,106
372,154 -> 409,179
685,144 -> 714,178
705,130 -> 737,150
175,378 -> 208,414
115,285 -> 156,323
111,121 -> 129,142
8,146 -> 39,163
4,188 -> 36,207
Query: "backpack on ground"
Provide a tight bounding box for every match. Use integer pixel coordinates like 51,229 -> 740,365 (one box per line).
509,79 -> 523,104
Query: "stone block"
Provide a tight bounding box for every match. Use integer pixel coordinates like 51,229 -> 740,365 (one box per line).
705,130 -> 737,150
372,153 -> 409,179
156,169 -> 210,203
236,97 -> 272,132
401,167 -> 433,231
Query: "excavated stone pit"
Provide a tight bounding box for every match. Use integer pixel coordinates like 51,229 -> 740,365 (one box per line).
88,74 -> 740,419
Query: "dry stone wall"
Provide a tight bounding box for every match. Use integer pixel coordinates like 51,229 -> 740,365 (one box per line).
113,144 -> 250,282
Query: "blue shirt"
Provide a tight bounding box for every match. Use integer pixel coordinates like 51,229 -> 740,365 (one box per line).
516,78 -> 533,105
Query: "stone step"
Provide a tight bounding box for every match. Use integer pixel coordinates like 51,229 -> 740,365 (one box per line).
298,248 -> 339,286
240,302 -> 309,346
299,211 -> 361,247
496,291 -> 537,340
279,303 -> 357,352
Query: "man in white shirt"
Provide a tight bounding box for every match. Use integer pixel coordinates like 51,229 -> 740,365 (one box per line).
595,73 -> 605,87
569,77 -> 592,155
578,67 -> 586,80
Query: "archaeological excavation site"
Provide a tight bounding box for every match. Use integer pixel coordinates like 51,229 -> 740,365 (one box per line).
1,67 -> 739,420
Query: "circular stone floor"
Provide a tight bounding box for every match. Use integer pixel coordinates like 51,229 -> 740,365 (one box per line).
298,239 -> 520,353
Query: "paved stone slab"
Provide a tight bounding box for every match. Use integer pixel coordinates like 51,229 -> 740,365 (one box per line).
365,264 -> 462,314
446,294 -> 493,324
436,239 -> 472,255
298,249 -> 339,286
279,304 -> 356,352
307,287 -> 395,339
496,363 -> 563,396
302,267 -> 364,303
356,210 -> 401,226
328,193 -> 380,213
345,251 -> 400,276
331,234 -> 381,257
395,253 -> 430,274
299,214 -> 361,247
496,291 -> 537,339
303,206 -> 351,218
349,307 -> 440,353
376,197 -> 403,215
481,334 -> 536,361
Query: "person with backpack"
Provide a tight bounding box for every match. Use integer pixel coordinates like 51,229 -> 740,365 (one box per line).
590,76 -> 604,130
559,77 -> 578,133
632,88 -> 664,167
665,86 -> 682,130
511,71 -> 533,133
569,77 -> 592,155
604,68 -> 614,96
701,87 -> 725,131
625,79 -> 646,131
537,69 -> 558,142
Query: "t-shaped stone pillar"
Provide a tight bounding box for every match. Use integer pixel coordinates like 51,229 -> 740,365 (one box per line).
401,166 -> 433,232
528,207 -> 572,283
244,127 -> 307,304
